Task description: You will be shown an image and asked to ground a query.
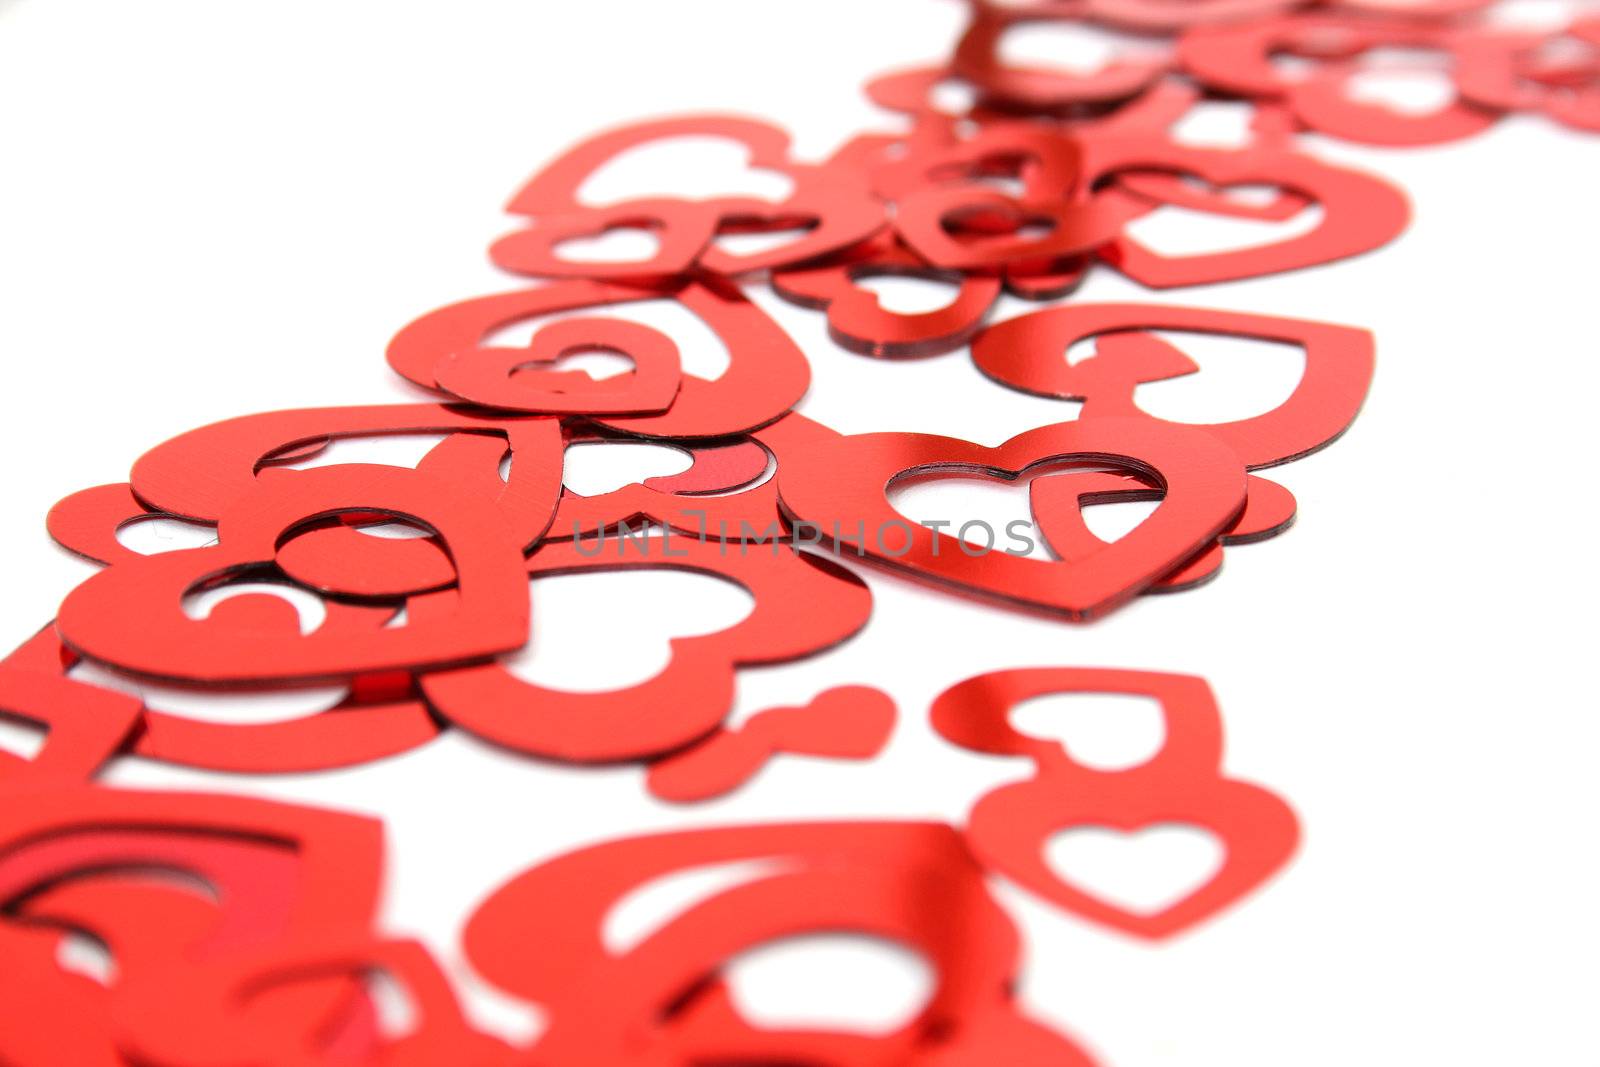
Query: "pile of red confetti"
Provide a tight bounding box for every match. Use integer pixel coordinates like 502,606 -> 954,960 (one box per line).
2,1 -> 1595,1063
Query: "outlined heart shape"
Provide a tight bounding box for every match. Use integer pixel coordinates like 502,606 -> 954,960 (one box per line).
972,303 -> 1376,468
759,413 -> 1247,620
931,666 -> 1300,938
387,277 -> 810,439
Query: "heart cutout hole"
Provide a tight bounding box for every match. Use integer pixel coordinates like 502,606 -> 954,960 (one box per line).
115,516 -> 219,555
519,347 -> 635,383
724,934 -> 933,1037
891,472 -> 1055,560
1170,101 -> 1264,149
1121,199 -> 1325,257
1009,691 -> 1167,770
505,568 -> 754,692
892,460 -> 1145,560
561,441 -> 692,496
1079,497 -> 1159,543
554,225 -> 662,264
1129,330 -> 1306,425
1046,824 -> 1224,916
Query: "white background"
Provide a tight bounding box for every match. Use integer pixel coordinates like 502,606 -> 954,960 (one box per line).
3,1 -> 1600,1063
